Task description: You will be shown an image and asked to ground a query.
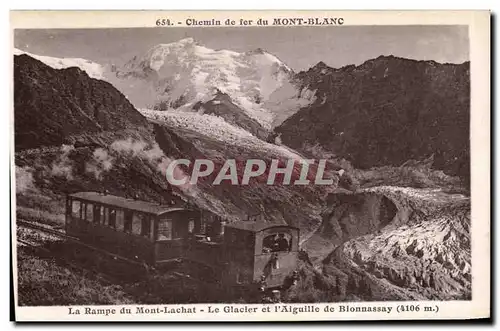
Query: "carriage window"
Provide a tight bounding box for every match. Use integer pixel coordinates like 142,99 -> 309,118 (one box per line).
157,218 -> 172,240
108,209 -> 117,228
141,216 -> 151,238
132,213 -> 142,235
188,219 -> 195,234
124,211 -> 133,233
71,200 -> 81,219
262,233 -> 291,253
93,205 -> 101,223
86,203 -> 94,222
115,209 -> 125,231
220,221 -> 226,236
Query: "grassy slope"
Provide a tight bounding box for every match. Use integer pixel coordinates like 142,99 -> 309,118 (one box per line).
17,248 -> 134,306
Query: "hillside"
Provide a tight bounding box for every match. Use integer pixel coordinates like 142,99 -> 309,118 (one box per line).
15,42 -> 316,131
191,90 -> 269,140
14,50 -> 472,303
112,38 -> 295,128
14,52 -> 341,238
14,54 -> 148,150
275,56 -> 470,181
141,109 -> 341,233
14,54 -> 189,227
14,48 -> 105,79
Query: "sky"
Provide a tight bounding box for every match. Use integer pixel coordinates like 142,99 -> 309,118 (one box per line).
14,26 -> 469,71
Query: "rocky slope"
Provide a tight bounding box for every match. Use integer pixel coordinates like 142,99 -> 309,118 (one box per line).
14,52 -> 341,238
14,51 -> 471,302
275,56 -> 470,181
142,109 -> 342,233
191,90 -> 269,140
14,54 -> 148,150
14,54 -> 189,211
294,186 -> 471,302
14,48 -> 105,79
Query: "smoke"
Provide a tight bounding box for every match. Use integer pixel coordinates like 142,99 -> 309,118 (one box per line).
110,138 -> 168,164
85,148 -> 115,180
109,138 -> 167,163
91,137 -> 196,194
16,166 -> 37,194
110,137 -> 197,193
50,144 -> 75,180
84,138 -> 157,180
139,143 -> 165,163
110,138 -> 148,156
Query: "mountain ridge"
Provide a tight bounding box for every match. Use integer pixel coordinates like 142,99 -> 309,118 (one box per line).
14,54 -> 149,150
14,49 -> 471,303
113,38 -> 296,128
276,55 -> 470,181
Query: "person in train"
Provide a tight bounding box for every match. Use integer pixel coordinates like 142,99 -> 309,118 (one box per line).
274,233 -> 290,252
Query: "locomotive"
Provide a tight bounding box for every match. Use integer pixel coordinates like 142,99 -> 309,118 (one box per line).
65,191 -> 300,290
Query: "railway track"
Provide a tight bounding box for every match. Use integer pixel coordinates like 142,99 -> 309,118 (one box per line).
18,220 -> 221,283
17,220 -> 148,268
17,236 -> 120,285
16,220 -> 149,284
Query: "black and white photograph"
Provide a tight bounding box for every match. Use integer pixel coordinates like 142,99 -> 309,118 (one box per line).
10,10 -> 490,321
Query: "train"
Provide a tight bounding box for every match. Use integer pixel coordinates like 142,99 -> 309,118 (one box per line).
65,191 -> 300,290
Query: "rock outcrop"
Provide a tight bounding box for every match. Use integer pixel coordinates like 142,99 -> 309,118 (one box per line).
275,56 -> 470,181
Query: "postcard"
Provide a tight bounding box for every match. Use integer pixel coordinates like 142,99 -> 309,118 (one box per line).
10,10 -> 490,322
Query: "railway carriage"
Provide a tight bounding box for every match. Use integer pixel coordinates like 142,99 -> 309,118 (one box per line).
65,191 -> 300,289
65,192 -> 201,264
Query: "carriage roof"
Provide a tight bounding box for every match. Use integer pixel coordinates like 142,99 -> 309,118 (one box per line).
68,191 -> 188,216
224,220 -> 299,233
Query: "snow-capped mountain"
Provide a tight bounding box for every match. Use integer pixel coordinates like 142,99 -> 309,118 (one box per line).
13,48 -> 106,80
14,46 -> 472,303
113,38 -> 301,129
14,40 -> 316,130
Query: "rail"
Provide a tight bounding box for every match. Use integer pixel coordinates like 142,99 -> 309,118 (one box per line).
17,219 -> 148,267
17,236 -> 118,285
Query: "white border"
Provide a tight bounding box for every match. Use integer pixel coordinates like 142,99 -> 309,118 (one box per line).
4,4 -> 494,328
